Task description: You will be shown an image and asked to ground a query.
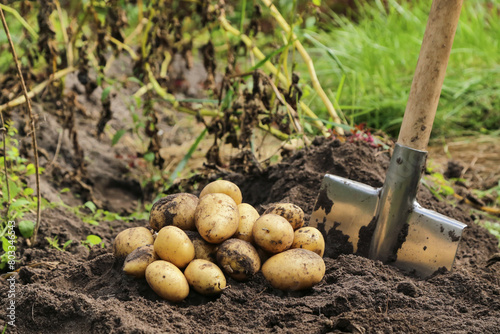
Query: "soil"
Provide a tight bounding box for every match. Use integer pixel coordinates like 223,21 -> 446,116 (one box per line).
1,136 -> 499,333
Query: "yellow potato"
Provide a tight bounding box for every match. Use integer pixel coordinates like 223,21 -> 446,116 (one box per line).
291,227 -> 325,257
262,248 -> 325,291
216,238 -> 261,281
154,226 -> 195,269
184,259 -> 227,295
149,193 -> 199,231
252,214 -> 294,254
199,180 -> 242,205
185,230 -> 218,263
195,193 -> 239,244
113,227 -> 154,258
123,244 -> 159,278
234,203 -> 260,243
145,260 -> 189,302
264,203 -> 305,230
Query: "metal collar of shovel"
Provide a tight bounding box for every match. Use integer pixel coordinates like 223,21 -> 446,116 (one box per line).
310,0 -> 467,278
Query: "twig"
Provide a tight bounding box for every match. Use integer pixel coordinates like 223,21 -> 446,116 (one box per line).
260,0 -> 344,135
0,67 -> 76,112
46,128 -> 64,168
108,36 -> 139,61
0,112 -> 10,209
0,7 -> 41,244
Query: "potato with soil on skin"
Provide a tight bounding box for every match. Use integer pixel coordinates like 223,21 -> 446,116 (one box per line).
123,244 -> 159,278
199,180 -> 242,205
216,238 -> 261,281
184,259 -> 227,295
184,230 -> 218,263
149,193 -> 199,231
145,260 -> 189,302
252,214 -> 294,254
195,193 -> 239,244
113,227 -> 154,258
262,248 -> 325,291
291,227 -> 325,257
234,203 -> 260,243
154,226 -> 195,269
264,203 -> 305,230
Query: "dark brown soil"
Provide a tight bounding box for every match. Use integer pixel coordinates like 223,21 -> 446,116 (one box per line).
1,138 -> 499,334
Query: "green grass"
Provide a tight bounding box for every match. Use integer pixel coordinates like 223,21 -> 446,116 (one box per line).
296,0 -> 500,138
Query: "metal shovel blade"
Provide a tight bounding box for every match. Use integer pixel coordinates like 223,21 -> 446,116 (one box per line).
310,144 -> 467,278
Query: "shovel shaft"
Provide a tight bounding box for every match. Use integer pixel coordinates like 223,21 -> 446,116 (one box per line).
397,0 -> 463,151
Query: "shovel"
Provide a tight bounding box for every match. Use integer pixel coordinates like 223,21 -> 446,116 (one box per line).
310,0 -> 466,278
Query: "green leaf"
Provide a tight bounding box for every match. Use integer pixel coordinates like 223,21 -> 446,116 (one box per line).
112,129 -> 126,146
23,187 -> 34,196
312,0 -> 321,6
60,188 -> 71,193
84,201 -> 97,213
26,163 -> 36,175
143,152 -> 155,162
127,76 -> 144,85
10,198 -> 30,209
168,128 -> 208,183
63,240 -> 73,250
86,235 -> 102,246
101,86 -> 112,102
18,220 -> 35,238
250,45 -> 287,71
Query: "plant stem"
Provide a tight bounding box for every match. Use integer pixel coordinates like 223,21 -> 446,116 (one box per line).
0,4 -> 38,39
260,0 -> 344,134
54,0 -> 73,67
0,6 -> 41,244
0,111 -> 10,210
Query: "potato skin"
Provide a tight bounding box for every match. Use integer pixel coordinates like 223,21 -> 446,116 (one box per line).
149,193 -> 199,231
145,260 -> 189,302
184,259 -> 227,295
199,180 -> 242,205
216,238 -> 261,281
262,248 -> 325,291
123,245 -> 159,278
252,214 -> 294,254
185,230 -> 218,263
195,193 -> 239,244
154,226 -> 195,269
234,203 -> 260,243
291,227 -> 325,257
113,227 -> 154,258
264,203 -> 305,230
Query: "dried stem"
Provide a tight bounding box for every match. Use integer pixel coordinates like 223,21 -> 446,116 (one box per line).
0,111 -> 10,209
260,0 -> 344,135
0,7 -> 41,244
54,0 -> 73,66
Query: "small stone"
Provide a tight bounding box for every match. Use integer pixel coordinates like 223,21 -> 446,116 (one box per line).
396,281 -> 418,297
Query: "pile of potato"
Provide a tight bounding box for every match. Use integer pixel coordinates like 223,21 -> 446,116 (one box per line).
113,180 -> 326,302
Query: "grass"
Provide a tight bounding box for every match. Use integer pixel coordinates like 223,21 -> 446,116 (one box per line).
295,0 -> 500,138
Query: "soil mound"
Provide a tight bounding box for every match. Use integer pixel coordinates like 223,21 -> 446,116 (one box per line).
1,139 -> 499,334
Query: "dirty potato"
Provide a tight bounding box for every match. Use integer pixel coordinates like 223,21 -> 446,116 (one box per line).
113,227 -> 154,258
216,238 -> 261,281
234,203 -> 260,243
252,214 -> 294,254
123,244 -> 159,278
291,227 -> 325,257
185,230 -> 218,263
184,259 -> 227,295
195,193 -> 239,244
199,180 -> 242,205
149,193 -> 199,231
262,248 -> 325,291
264,203 -> 305,230
154,226 -> 195,269
145,260 -> 189,302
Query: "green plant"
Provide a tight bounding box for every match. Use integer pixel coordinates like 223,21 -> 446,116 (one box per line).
46,236 -> 72,252
81,234 -> 105,249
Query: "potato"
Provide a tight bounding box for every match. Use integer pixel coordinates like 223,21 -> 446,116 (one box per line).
113,227 -> 154,258
199,180 -> 242,205
216,238 -> 261,281
185,231 -> 218,263
123,245 -> 159,278
154,226 -> 195,269
195,193 -> 239,244
149,193 -> 199,231
291,227 -> 325,257
262,248 -> 325,291
145,260 -> 189,302
252,214 -> 294,254
234,203 -> 260,243
184,259 -> 227,295
264,203 -> 305,230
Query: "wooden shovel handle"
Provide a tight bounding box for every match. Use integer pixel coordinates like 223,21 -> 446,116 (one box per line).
397,0 -> 463,150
